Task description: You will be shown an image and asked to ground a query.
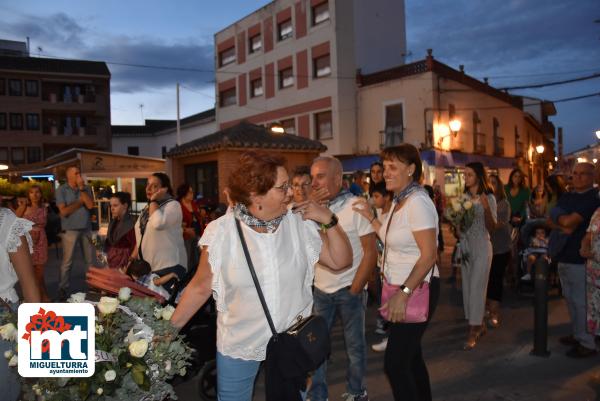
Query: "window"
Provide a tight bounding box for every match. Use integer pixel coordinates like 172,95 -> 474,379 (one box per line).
8,79 -> 22,96
493,118 -> 503,156
313,54 -> 331,78
11,147 -> 25,165
0,79 -> 5,95
64,116 -> 73,136
0,148 -> 7,162
312,2 -> 330,25
25,80 -> 39,97
249,34 -> 262,54
473,112 -> 485,153
315,111 -> 332,139
281,118 -> 296,135
185,161 -> 219,203
63,85 -> 73,103
279,67 -> 294,89
219,47 -> 236,67
127,146 -> 140,156
382,104 -> 404,148
26,113 -> 40,130
250,77 -> 263,97
0,113 -> 5,130
278,19 -> 293,41
219,87 -> 237,107
27,147 -> 41,163
9,113 -> 23,130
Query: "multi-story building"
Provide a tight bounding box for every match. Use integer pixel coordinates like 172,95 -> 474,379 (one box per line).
214,0 -> 406,156
0,45 -> 111,171
112,108 -> 216,158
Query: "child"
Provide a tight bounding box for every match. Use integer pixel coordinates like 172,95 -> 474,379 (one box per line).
521,227 -> 549,281
125,260 -> 179,300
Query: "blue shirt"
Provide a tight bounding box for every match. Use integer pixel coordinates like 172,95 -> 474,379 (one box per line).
55,184 -> 93,231
556,188 -> 600,264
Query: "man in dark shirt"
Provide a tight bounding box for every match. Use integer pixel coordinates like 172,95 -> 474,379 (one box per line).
549,162 -> 599,357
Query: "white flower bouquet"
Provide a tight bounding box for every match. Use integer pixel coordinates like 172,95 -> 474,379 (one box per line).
0,292 -> 192,401
444,194 -> 476,234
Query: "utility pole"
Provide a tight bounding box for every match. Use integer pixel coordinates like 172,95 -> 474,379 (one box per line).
176,83 -> 181,146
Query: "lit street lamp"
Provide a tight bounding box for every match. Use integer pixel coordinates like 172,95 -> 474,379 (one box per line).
269,122 -> 285,134
449,119 -> 461,134
535,145 -> 545,154
596,130 -> 600,140
0,164 -> 8,171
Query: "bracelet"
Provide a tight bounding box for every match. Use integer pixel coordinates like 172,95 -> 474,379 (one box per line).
320,213 -> 339,232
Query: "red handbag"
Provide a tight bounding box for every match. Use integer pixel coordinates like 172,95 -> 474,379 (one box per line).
378,203 -> 434,323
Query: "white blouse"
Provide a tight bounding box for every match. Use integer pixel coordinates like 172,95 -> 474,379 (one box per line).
0,208 -> 33,303
134,201 -> 187,271
379,191 -> 440,285
200,210 -> 322,361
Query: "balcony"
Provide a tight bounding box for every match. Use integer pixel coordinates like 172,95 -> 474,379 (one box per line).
493,136 -> 505,157
474,133 -> 486,154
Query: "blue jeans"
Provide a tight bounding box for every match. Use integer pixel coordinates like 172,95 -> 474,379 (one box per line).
59,229 -> 94,294
216,352 -> 260,401
308,286 -> 367,401
558,263 -> 596,349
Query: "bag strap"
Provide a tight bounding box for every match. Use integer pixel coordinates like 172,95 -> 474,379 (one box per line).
235,218 -> 278,336
381,200 -> 435,285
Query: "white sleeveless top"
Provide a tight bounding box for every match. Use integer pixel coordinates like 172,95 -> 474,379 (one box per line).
0,208 -> 33,302
199,210 -> 322,361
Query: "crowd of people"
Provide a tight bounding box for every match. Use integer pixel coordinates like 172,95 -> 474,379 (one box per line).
1,145 -> 600,401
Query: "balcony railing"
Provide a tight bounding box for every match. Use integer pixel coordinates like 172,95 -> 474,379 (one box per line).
494,136 -> 504,157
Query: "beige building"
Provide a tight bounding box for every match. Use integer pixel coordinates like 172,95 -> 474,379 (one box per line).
0,47 -> 111,170
214,0 -> 406,156
355,51 -> 556,194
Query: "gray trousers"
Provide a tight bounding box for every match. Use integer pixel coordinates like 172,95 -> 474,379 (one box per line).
461,239 -> 492,325
59,229 -> 94,293
558,262 -> 596,349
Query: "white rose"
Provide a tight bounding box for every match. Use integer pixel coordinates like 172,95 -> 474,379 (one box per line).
129,339 -> 149,358
32,384 -> 42,396
104,369 -> 116,381
179,367 -> 187,376
0,323 -> 17,342
8,354 -> 17,367
4,350 -> 13,359
97,297 -> 119,315
451,201 -> 461,212
161,305 -> 175,321
118,287 -> 131,302
68,292 -> 86,303
97,388 -> 103,395
95,324 -> 104,335
165,360 -> 172,373
463,200 -> 473,210
153,307 -> 163,320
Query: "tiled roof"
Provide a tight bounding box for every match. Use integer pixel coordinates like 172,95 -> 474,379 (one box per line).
112,109 -> 215,136
0,55 -> 110,76
357,56 -> 523,109
166,121 -> 327,157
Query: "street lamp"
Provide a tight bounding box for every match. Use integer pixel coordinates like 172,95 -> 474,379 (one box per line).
535,145 -> 545,154
0,164 -> 8,171
437,119 -> 461,146
269,122 -> 285,134
596,130 -> 600,140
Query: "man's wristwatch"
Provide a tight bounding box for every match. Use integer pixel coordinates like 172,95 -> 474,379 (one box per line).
320,213 -> 339,231
399,285 -> 412,296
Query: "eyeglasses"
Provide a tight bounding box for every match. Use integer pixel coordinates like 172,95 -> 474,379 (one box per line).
273,182 -> 292,192
292,183 -> 311,189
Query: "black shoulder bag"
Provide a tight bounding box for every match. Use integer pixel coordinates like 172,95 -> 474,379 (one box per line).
235,218 -> 330,397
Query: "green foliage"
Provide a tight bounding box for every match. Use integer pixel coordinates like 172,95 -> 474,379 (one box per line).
0,178 -> 54,200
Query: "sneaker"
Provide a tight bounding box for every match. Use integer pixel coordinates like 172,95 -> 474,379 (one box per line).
520,273 -> 531,281
565,344 -> 598,358
371,338 -> 388,352
341,391 -> 369,401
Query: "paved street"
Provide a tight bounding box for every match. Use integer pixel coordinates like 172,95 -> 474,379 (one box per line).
42,228 -> 600,401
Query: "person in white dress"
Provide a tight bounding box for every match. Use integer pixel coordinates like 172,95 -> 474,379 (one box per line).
171,151 -> 352,401
0,207 -> 41,400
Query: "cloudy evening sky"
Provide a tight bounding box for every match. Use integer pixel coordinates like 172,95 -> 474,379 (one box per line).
0,0 -> 598,153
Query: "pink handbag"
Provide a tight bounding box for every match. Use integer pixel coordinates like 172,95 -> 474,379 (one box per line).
379,278 -> 429,323
378,200 -> 433,323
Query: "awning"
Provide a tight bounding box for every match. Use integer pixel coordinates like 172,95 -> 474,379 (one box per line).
339,155 -> 380,172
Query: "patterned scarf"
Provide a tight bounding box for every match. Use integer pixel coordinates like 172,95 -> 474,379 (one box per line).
233,203 -> 285,233
139,196 -> 174,236
392,182 -> 427,205
328,189 -> 354,210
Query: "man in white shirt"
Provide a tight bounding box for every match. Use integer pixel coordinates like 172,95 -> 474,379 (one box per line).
307,156 -> 377,401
